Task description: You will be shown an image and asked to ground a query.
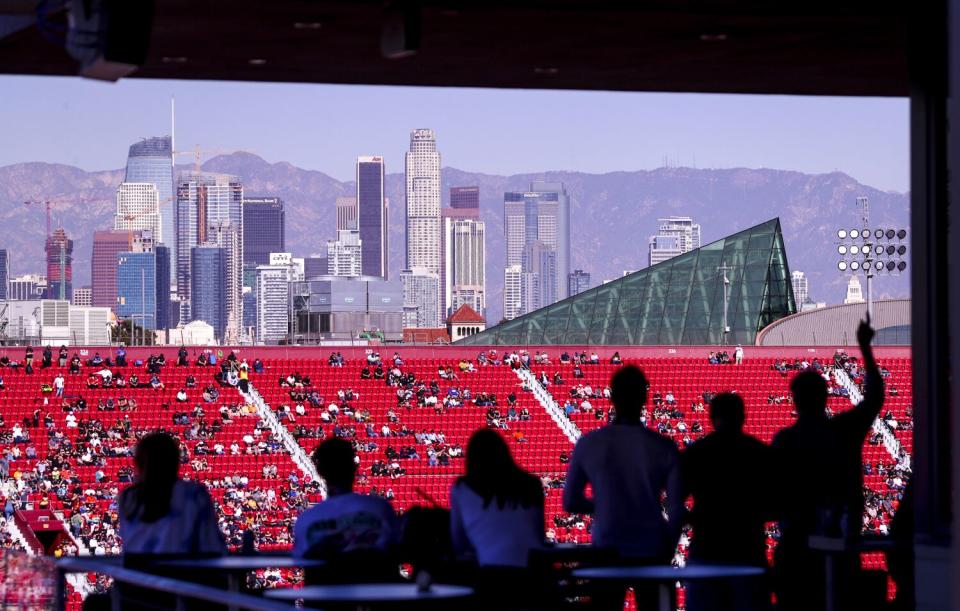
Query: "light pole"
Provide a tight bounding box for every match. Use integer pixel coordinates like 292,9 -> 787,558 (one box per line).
718,261 -> 732,345
836,196 -> 908,317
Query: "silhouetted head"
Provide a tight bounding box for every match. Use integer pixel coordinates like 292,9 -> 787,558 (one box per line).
312,438 -> 357,494
125,432 -> 180,523
709,393 -> 746,434
610,365 -> 648,422
462,429 -> 540,509
790,370 -> 829,417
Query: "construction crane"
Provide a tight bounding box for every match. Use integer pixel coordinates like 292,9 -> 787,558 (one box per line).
173,145 -> 231,174
23,199 -> 57,238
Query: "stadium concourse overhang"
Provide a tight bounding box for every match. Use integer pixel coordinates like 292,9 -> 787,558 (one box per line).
2,2 -> 958,610
757,299 -> 912,347
459,218 -> 795,346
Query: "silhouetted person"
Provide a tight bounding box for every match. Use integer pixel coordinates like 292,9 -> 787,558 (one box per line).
772,317 -> 883,611
120,432 -> 225,554
450,429 -> 544,567
564,365 -> 683,610
682,392 -> 774,611
111,432 -> 225,611
293,438 -> 400,584
886,480 -> 914,611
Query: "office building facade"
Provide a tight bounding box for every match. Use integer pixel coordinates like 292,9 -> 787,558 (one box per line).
568,270 -> 591,297
125,136 -> 175,272
72,287 -> 92,307
503,182 -> 570,317
175,172 -> 243,308
403,129 -> 442,326
401,269 -> 440,329
115,182 -> 162,240
9,274 -> 46,301
442,215 -> 486,317
91,230 -> 136,312
336,197 -> 358,231
648,216 -> 702,267
450,186 -> 480,210
327,230 -> 363,277
242,197 -> 285,266
45,228 -> 73,301
255,264 -> 290,344
791,270 -> 809,305
0,249 -> 8,301
116,245 -> 170,331
190,245 -> 227,342
291,276 -> 403,343
357,156 -> 388,278
503,265 -> 523,322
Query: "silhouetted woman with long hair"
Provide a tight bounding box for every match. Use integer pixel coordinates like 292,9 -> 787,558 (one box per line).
450,429 -> 544,568
119,432 -> 225,554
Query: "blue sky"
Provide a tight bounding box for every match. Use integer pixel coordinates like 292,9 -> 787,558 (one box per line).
0,76 -> 909,192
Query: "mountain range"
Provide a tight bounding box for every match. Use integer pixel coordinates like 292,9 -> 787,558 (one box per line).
0,152 -> 910,323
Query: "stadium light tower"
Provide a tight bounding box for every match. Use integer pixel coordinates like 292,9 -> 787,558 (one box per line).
836,196 -> 908,318
718,261 -> 732,345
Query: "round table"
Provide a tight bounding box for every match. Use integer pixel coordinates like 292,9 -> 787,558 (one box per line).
573,564 -> 767,611
158,556 -> 326,611
265,583 -> 474,606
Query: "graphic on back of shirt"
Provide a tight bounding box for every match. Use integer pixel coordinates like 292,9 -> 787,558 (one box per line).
303,511 -> 389,556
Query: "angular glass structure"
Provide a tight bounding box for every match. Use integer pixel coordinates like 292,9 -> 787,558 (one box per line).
460,218 -> 795,346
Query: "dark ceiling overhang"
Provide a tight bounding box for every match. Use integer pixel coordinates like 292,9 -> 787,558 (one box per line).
0,1 -> 909,96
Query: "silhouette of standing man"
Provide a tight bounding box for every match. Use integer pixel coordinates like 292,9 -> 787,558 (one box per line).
772,316 -> 884,611
564,365 -> 684,610
682,392 -> 774,611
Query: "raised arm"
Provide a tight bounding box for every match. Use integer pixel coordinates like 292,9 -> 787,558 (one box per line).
849,315 -> 885,431
562,443 -> 594,515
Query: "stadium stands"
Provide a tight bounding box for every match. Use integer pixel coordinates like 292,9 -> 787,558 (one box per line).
0,345 -> 911,607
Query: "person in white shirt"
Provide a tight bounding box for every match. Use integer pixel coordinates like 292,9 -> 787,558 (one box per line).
735,345 -> 745,365
564,365 -> 684,610
54,374 -> 65,397
119,432 -> 225,555
449,429 -> 544,568
293,439 -> 399,582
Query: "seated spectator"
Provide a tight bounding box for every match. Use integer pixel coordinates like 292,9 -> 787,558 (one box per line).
185,375 -> 197,389
253,358 -> 264,374
119,432 -> 225,557
150,374 -> 165,391
293,438 -> 399,571
573,365 -> 584,378
176,389 -> 188,403
450,429 -> 544,568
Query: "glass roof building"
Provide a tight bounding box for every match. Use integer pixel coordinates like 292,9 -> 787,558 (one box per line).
459,218 -> 795,346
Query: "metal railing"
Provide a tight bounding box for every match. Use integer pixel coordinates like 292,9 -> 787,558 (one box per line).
55,557 -> 296,611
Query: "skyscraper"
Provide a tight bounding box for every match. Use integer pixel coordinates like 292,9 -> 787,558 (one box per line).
242,197 -> 285,266
442,212 -> 485,317
0,249 -> 9,301
91,230 -> 136,312
791,270 -> 809,305
190,245 -> 227,341
503,265 -> 523,321
502,182 -> 570,316
116,239 -> 171,331
403,129 -> 442,327
45,228 -> 73,301
450,186 -> 480,210
115,183 -> 162,240
336,197 -> 358,231
327,230 -> 363,277
125,136 -> 174,272
209,222 -> 243,345
648,216 -> 702,267
357,156 -> 388,278
175,172 -> 243,315
401,270 -> 440,329
568,270 -> 591,297
255,264 -> 291,344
